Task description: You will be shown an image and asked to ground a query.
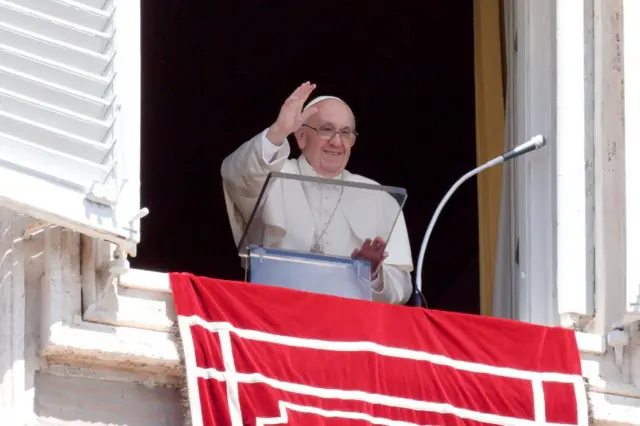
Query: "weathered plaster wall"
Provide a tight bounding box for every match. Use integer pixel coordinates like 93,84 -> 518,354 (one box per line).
33,372 -> 182,426
0,208 -> 182,425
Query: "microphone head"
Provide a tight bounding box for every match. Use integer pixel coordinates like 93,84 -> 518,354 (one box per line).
532,135 -> 546,149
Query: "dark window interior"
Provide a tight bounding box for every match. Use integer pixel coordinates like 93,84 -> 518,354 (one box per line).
134,0 -> 480,314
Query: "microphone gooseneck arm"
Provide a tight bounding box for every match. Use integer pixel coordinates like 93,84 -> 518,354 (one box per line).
414,135 -> 546,294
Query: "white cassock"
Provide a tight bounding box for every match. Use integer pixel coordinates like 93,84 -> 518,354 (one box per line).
221,128 -> 414,304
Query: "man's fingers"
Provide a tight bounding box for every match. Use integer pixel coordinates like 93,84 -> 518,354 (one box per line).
290,81 -> 315,102
290,81 -> 309,98
284,82 -> 317,119
351,248 -> 360,258
371,237 -> 385,253
300,82 -> 317,102
300,107 -> 318,123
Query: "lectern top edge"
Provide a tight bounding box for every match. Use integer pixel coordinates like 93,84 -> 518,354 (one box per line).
236,171 -> 408,257
268,171 -> 408,196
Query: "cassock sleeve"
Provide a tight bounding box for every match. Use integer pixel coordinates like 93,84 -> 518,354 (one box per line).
371,265 -> 413,305
261,132 -> 283,164
221,128 -> 291,245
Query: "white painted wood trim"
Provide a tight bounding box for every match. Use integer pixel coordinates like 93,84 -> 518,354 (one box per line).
623,0 -> 640,316
111,0 -> 143,243
0,0 -> 144,257
500,0 -> 519,320
555,0 -> 595,324
513,0 -> 557,326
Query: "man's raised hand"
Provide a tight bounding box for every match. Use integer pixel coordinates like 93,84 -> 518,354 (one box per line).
266,82 -> 319,145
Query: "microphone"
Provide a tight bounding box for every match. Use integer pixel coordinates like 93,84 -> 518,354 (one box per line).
502,135 -> 546,161
407,135 -> 547,308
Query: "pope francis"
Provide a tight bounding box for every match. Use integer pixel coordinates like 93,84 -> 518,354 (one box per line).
221,82 -> 413,304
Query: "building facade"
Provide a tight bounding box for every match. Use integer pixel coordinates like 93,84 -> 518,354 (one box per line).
0,0 -> 639,424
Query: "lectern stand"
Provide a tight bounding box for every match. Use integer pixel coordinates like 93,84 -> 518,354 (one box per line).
237,172 -> 408,302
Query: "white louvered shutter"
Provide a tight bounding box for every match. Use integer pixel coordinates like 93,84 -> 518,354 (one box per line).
0,0 -> 143,255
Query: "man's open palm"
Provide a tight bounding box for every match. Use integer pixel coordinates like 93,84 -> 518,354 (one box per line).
352,236 -> 389,278
274,82 -> 319,136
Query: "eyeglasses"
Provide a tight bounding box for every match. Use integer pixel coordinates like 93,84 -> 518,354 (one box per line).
302,124 -> 358,145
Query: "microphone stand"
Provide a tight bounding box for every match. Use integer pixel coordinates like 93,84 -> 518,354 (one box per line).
406,135 -> 547,308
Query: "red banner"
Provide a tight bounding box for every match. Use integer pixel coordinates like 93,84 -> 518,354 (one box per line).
170,273 -> 587,425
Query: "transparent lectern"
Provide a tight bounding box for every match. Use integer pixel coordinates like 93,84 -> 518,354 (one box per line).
237,171 -> 407,301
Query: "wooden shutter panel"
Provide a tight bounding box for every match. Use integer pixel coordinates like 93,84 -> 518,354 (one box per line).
0,0 -> 143,255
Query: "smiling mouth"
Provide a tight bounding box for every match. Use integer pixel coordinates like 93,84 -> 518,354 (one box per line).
322,151 -> 342,157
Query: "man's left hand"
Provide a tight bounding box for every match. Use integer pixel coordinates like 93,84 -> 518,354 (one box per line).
352,236 -> 389,279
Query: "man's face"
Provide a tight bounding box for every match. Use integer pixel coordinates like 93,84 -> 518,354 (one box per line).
295,99 -> 357,177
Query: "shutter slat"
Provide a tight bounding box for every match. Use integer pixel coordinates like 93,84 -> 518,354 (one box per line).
0,67 -> 112,119
0,112 -> 110,163
0,132 -> 110,189
0,0 -> 115,177
0,0 -> 141,255
0,45 -> 111,97
0,1 -> 112,53
0,89 -> 113,141
72,0 -> 109,11
0,23 -> 112,74
8,0 -> 112,32
75,0 -> 113,10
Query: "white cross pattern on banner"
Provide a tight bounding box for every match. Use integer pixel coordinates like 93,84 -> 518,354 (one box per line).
178,316 -> 588,426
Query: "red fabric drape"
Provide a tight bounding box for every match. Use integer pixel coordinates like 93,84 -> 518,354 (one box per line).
170,272 -> 586,425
